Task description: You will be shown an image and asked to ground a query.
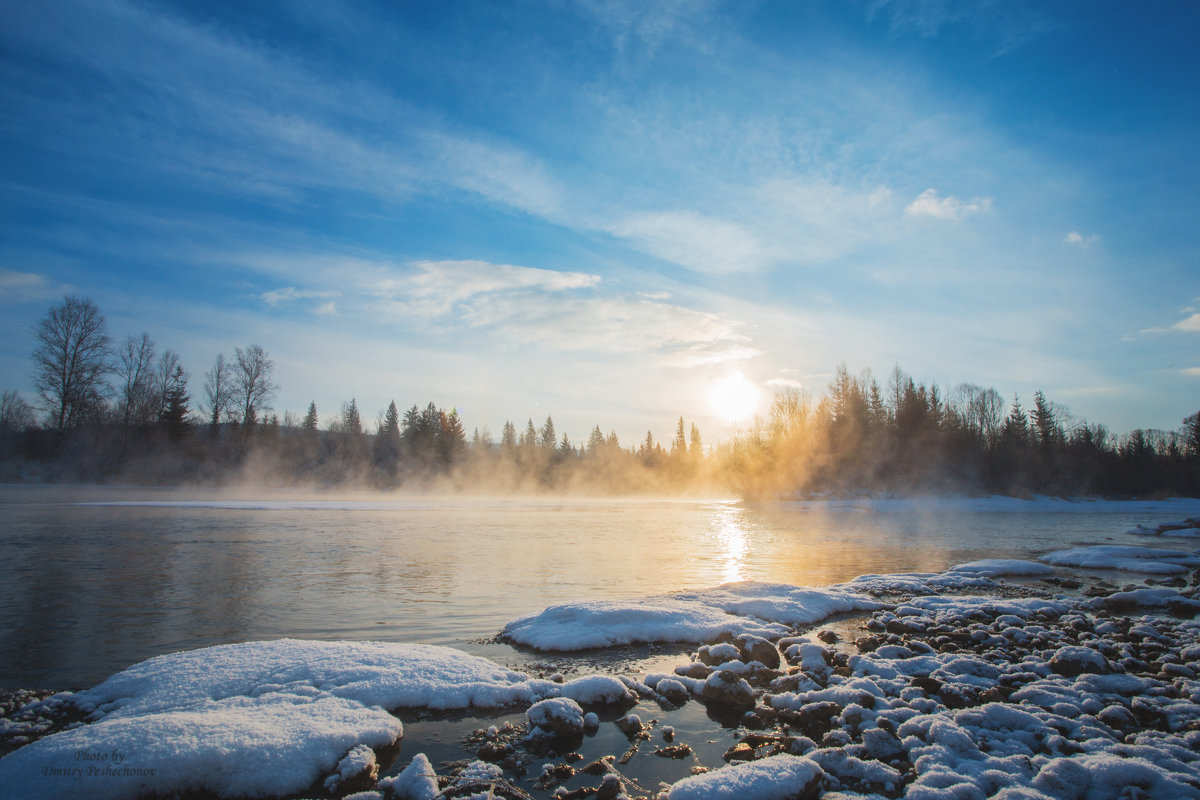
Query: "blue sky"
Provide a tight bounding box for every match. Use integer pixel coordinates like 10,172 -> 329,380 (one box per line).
1,0 -> 1197,444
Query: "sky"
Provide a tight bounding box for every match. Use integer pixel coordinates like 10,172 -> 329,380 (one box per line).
1,0 -> 1198,445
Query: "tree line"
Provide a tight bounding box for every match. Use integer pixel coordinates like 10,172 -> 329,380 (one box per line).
0,296 -> 709,492
1,296 -> 1198,497
720,364 -> 1200,499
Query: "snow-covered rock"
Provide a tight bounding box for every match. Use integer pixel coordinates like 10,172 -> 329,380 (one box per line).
502,581 -> 880,650
667,754 -> 823,800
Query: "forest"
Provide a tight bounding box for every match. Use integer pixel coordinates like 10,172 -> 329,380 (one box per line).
2,295 -> 1198,498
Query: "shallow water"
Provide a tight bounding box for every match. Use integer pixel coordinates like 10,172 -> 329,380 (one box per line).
1,485 -> 1196,688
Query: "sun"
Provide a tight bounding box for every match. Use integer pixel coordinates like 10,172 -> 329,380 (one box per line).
709,372 -> 762,423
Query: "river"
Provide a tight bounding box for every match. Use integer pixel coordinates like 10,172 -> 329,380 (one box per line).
1,485 -> 1197,688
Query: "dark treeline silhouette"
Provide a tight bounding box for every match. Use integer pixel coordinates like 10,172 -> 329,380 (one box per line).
2,298 -> 1198,497
0,296 -> 711,493
721,364 -> 1200,499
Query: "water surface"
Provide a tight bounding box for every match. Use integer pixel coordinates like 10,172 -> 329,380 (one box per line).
1,485 -> 1196,688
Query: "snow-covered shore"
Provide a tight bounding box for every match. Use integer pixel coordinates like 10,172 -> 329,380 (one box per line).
2,541 -> 1200,798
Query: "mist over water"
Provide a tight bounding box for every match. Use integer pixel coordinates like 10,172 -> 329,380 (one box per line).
1,485 -> 1196,688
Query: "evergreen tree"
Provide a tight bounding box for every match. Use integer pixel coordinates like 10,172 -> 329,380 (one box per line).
381,400 -> 400,440
439,409 -> 467,465
559,432 -> 573,455
522,419 -> 537,449
501,420 -> 517,452
689,423 -> 702,456
540,416 -> 556,449
158,365 -> 190,440
342,398 -> 362,436
672,417 -> 686,455
587,425 -> 605,452
302,402 -> 319,433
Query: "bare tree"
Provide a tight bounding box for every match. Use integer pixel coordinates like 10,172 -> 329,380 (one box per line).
31,295 -> 112,430
115,333 -> 157,429
231,344 -> 277,427
202,353 -> 233,430
0,390 -> 37,434
153,349 -> 182,418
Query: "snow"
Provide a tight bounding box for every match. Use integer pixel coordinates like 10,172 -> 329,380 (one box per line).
775,496 -> 1200,514
0,639 -> 563,800
502,580 -> 881,650
666,754 -> 823,800
947,559 -> 1056,578
378,753 -> 439,800
1039,544 -> 1200,574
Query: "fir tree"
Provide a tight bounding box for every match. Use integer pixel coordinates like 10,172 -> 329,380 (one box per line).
302,402 -> 319,433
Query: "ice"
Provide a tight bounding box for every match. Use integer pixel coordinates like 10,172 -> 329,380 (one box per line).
666,753 -> 823,800
947,559 -> 1056,578
1039,545 -> 1200,574
502,580 -> 880,650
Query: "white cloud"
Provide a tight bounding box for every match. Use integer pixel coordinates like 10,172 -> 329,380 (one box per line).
1182,367 -> 1200,377
1172,313 -> 1200,333
313,301 -> 337,316
905,188 -> 992,221
766,377 -> 806,390
372,260 -> 600,318
261,287 -> 341,307
367,259 -> 756,368
0,268 -> 60,303
611,210 -> 773,274
1063,230 -> 1100,249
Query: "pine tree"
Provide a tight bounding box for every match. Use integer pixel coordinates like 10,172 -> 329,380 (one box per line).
302,402 -> 319,433
587,425 -> 605,452
342,398 -> 362,436
501,421 -> 517,452
689,423 -> 702,456
382,400 -> 400,440
158,365 -> 190,440
540,416 -> 557,449
672,417 -> 686,455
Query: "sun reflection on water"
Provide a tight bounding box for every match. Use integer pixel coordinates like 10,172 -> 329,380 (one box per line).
715,506 -> 749,583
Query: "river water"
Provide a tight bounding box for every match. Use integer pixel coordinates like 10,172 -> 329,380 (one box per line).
2,485 -> 1197,688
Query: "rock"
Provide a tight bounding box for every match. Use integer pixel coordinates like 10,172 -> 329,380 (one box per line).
1049,646 -> 1112,677
656,678 -> 690,705
817,629 -> 840,644
655,743 -> 693,759
527,698 -> 585,739
676,662 -> 712,679
723,742 -> 756,761
596,773 -> 623,800
323,744 -> 378,796
614,713 -> 645,737
737,634 -> 782,669
477,741 -> 513,762
698,643 -> 742,666
701,670 -> 756,708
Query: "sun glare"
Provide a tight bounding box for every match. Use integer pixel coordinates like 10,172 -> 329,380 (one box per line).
709,372 -> 762,423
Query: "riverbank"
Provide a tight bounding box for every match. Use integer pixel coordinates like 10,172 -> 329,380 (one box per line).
2,553 -> 1199,799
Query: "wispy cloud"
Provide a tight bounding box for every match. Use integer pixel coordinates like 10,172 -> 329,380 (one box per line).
610,211 -> 774,275
365,259 -> 756,367
1063,231 -> 1100,249
905,188 -> 992,221
1172,313 -> 1200,333
0,269 -> 61,303
262,287 -> 341,307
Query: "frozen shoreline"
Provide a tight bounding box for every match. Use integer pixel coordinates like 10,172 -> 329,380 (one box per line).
3,545 -> 1200,799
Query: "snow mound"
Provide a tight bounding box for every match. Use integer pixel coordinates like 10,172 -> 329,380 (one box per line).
947,559 -> 1056,578
502,581 -> 881,651
1039,545 -> 1200,574
667,753 -> 823,800
0,639 -> 557,800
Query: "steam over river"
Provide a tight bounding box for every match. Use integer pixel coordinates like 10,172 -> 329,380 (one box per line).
1,485 -> 1197,688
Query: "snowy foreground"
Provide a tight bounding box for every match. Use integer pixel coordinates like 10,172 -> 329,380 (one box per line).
3,545 -> 1200,798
